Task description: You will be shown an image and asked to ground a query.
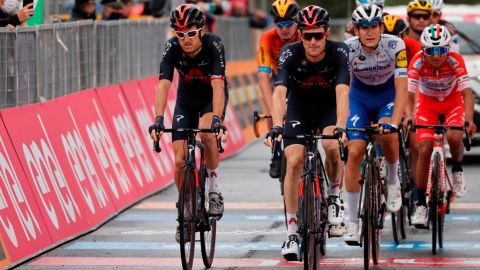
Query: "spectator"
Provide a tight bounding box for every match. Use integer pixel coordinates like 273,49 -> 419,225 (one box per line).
144,0 -> 171,17
186,0 -> 223,32
227,0 -> 268,29
0,0 -> 33,29
101,0 -> 131,20
70,0 -> 97,21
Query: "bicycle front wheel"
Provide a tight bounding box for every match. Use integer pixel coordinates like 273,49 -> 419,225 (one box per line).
363,162 -> 373,270
178,168 -> 197,270
302,174 -> 320,270
200,165 -> 217,268
431,152 -> 441,255
371,163 -> 383,265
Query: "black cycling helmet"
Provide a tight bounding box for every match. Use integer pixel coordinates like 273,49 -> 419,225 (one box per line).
270,0 -> 300,22
170,4 -> 205,30
294,5 -> 330,30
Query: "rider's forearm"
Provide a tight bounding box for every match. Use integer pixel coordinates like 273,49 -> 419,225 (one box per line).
155,79 -> 171,117
211,79 -> 225,117
258,72 -> 274,114
392,77 -> 408,126
405,91 -> 415,120
462,88 -> 474,122
272,86 -> 287,127
335,84 -> 349,128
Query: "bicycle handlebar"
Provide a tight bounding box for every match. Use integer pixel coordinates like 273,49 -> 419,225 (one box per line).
281,132 -> 348,162
413,123 -> 471,152
150,128 -> 224,154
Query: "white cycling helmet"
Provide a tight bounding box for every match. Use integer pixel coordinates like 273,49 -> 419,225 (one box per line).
430,0 -> 444,11
355,0 -> 385,7
352,4 -> 383,26
420,24 -> 451,47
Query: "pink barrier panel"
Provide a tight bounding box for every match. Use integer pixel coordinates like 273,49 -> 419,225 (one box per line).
0,115 -> 52,266
95,85 -> 163,197
63,89 -> 140,211
120,81 -> 175,187
1,101 -> 100,244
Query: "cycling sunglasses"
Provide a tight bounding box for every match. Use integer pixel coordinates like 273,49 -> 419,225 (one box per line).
302,32 -> 326,41
409,13 -> 431,21
424,46 -> 449,56
175,29 -> 201,40
276,20 -> 294,29
355,17 -> 382,28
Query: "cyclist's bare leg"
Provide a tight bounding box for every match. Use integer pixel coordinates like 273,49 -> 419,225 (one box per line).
344,140 -> 366,222
284,144 -> 305,234
258,72 -> 274,130
322,126 -> 343,191
173,140 -> 188,190
416,140 -> 433,190
199,112 -> 220,170
446,130 -> 464,164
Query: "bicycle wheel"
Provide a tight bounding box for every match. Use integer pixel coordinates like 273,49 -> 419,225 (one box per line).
199,165 -> 216,268
178,168 -> 197,270
431,153 -> 440,255
302,174 -> 320,270
371,164 -> 382,265
363,162 -> 372,270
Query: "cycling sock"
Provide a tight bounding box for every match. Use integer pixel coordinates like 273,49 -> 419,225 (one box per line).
327,180 -> 340,196
207,168 -> 220,193
452,163 -> 463,172
286,212 -> 298,236
417,188 -> 426,206
386,160 -> 400,186
346,191 -> 360,224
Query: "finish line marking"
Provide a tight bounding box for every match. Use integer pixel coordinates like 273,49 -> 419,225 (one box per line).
29,257 -> 480,267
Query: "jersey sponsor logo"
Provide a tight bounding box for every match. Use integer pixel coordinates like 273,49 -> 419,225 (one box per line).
175,115 -> 184,123
395,50 -> 407,68
388,40 -> 398,49
351,114 -> 360,127
447,56 -> 459,68
337,47 -> 348,58
289,120 -> 301,128
161,42 -> 173,62
198,60 -> 210,66
279,49 -> 292,63
386,102 -> 394,110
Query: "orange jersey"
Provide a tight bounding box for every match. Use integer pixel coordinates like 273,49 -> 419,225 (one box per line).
403,36 -> 422,64
257,28 -> 299,75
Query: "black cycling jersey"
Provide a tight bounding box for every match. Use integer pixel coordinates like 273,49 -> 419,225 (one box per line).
275,40 -> 350,113
159,32 -> 228,104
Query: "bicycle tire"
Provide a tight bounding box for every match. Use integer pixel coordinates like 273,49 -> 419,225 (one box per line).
178,168 -> 196,270
438,207 -> 445,249
398,152 -> 410,240
303,173 -> 320,270
319,193 -> 327,256
371,164 -> 381,265
431,153 -> 440,255
200,165 -> 216,268
391,212 -> 400,245
363,162 -> 372,270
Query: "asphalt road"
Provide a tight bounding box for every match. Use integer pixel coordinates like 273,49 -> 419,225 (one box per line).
16,140 -> 480,270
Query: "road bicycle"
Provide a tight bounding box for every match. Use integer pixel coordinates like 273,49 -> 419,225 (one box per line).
149,127 -> 223,270
283,131 -> 346,270
413,123 -> 471,255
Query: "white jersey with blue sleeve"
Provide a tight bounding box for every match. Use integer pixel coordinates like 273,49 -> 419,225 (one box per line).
346,34 -> 408,86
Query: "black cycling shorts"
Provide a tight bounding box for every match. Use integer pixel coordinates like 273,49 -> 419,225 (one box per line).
172,99 -> 227,141
283,105 -> 336,148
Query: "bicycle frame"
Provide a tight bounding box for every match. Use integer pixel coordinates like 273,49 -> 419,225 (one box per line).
426,131 -> 448,203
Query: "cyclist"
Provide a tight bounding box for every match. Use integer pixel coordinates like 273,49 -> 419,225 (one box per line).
149,4 -> 228,242
343,4 -> 409,244
384,14 -> 422,65
408,24 -> 476,226
257,0 -> 300,178
405,0 -> 432,59
344,0 -> 385,39
265,5 -> 350,260
430,0 -> 460,52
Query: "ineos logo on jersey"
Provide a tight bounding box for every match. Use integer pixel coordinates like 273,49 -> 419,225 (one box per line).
279,49 -> 292,63
175,115 -> 184,123
289,120 -> 301,128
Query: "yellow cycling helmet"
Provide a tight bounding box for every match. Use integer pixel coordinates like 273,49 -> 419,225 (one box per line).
271,0 -> 300,22
383,15 -> 407,36
407,0 -> 433,14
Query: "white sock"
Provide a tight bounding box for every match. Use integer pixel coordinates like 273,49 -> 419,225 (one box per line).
386,160 -> 400,186
327,180 -> 340,196
286,212 -> 298,236
207,168 -> 220,193
346,191 -> 360,224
